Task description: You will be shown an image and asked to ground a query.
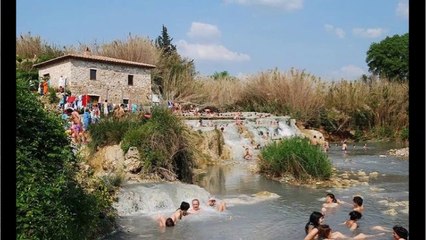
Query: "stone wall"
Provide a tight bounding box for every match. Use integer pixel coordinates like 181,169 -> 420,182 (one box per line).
38,61 -> 72,88
38,59 -> 152,105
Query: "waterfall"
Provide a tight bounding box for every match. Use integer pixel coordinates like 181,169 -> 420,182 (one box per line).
113,182 -> 211,216
114,113 -> 302,217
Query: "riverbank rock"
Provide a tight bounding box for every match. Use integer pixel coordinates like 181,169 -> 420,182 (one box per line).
270,168 -> 384,189
387,147 -> 409,159
299,128 -> 326,146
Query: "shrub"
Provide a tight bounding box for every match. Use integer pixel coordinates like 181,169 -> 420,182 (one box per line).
400,127 -> 409,141
121,107 -> 195,182
48,86 -> 59,103
258,137 -> 332,181
87,116 -> 144,154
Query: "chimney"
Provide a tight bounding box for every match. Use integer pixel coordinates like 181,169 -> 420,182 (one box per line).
84,47 -> 91,56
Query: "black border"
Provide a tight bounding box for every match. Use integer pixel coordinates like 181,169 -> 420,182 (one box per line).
2,0 -> 17,239
408,0 -> 426,239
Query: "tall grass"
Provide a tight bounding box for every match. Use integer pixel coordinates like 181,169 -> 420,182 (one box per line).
156,54 -> 204,104
240,69 -> 326,120
16,33 -> 64,71
195,68 -> 408,140
197,76 -> 244,110
323,79 -> 408,139
98,34 -> 160,65
258,137 -> 332,181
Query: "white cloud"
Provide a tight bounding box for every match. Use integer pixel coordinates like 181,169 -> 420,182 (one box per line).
331,65 -> 366,81
396,0 -> 408,19
224,0 -> 303,10
187,22 -> 221,43
352,28 -> 386,38
324,24 -> 345,39
176,40 -> 251,61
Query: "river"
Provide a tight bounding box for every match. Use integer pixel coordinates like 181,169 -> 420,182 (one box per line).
104,114 -> 408,240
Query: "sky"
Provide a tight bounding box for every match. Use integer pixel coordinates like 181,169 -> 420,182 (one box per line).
16,0 -> 408,81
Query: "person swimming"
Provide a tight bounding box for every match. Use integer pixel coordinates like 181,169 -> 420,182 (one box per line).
321,193 -> 341,215
352,196 -> 364,213
207,197 -> 227,212
157,201 -> 190,228
317,224 -> 385,240
189,198 -> 202,214
304,211 -> 325,240
343,210 -> 363,230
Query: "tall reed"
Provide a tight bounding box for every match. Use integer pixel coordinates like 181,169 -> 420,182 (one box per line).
16,33 -> 64,70
98,34 -> 160,65
197,76 -> 244,110
194,68 -> 408,140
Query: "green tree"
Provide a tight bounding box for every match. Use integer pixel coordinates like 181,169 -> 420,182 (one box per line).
152,25 -> 198,102
211,71 -> 231,80
366,33 -> 408,82
155,25 -> 177,55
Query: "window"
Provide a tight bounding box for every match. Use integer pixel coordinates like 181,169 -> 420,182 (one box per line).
128,75 -> 134,86
90,69 -> 97,80
43,73 -> 50,80
122,99 -> 129,109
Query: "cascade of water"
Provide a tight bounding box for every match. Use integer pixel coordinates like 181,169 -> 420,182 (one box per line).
111,114 -> 303,217
113,182 -> 211,216
222,123 -> 251,160
275,119 -> 297,137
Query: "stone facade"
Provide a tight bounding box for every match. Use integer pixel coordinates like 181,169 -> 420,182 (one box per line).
35,54 -> 155,106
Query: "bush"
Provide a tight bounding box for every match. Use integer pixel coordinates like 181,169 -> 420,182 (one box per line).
121,107 -> 195,182
400,127 -> 409,141
16,77 -> 114,239
87,116 -> 144,154
258,137 -> 332,181
48,86 -> 59,104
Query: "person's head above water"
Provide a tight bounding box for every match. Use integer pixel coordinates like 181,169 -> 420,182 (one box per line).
392,225 -> 408,239
179,201 -> 190,211
208,197 -> 216,206
348,210 -> 362,220
326,193 -> 337,203
309,211 -> 324,226
317,224 -> 332,238
191,199 -> 201,211
353,196 -> 363,206
165,217 -> 175,227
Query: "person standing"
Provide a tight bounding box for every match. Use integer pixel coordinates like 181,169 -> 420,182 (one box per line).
103,100 -> 109,117
342,140 -> 348,154
42,80 -> 49,95
91,103 -> 100,124
58,75 -> 65,89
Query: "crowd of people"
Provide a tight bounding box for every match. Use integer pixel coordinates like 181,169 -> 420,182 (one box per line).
305,193 -> 408,240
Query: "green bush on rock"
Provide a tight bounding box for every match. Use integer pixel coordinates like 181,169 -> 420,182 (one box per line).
258,137 -> 332,181
121,107 -> 195,183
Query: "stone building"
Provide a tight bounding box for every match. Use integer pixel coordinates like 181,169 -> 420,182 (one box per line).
33,52 -> 156,106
